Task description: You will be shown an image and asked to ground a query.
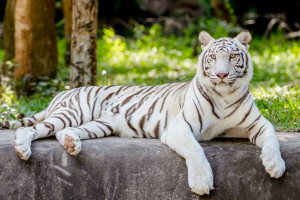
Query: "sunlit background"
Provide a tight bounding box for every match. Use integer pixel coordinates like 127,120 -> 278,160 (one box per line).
0,0 -> 299,131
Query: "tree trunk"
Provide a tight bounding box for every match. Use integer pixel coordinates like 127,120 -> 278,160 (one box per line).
62,0 -> 72,65
70,0 -> 98,88
14,0 -> 57,82
3,0 -> 16,76
209,0 -> 232,22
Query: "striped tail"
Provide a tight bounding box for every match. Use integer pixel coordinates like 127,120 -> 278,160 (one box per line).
1,109 -> 46,130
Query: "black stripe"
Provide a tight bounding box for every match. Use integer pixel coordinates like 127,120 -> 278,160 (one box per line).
42,122 -> 55,135
83,127 -> 93,138
32,115 -> 37,121
124,104 -> 139,136
193,99 -> 203,133
142,85 -> 156,94
69,98 -> 79,116
212,88 -> 222,97
127,118 -> 139,136
192,85 -> 204,115
182,111 -> 193,132
83,87 -> 89,92
236,101 -> 254,126
79,127 -> 91,138
159,88 -> 174,112
75,88 -> 84,125
66,110 -> 79,125
224,89 -> 250,118
27,119 -> 34,126
247,114 -> 262,131
179,84 -> 189,109
153,121 -> 160,139
225,87 -> 249,109
94,86 -> 103,98
61,112 -> 72,127
121,89 -> 145,106
47,105 -> 61,116
147,99 -> 159,120
139,115 -> 147,138
252,124 -> 266,143
53,116 -> 66,129
164,110 -> 168,131
91,97 -> 99,120
176,82 -> 189,93
96,125 -> 107,137
202,51 -> 208,77
104,85 -> 115,90
67,88 -> 81,100
196,79 -> 220,119
47,90 -> 69,111
63,90 -> 74,99
86,87 -> 93,109
122,86 -> 131,91
99,92 -> 115,118
115,86 -> 124,95
95,120 -> 113,133
85,127 -> 97,138
154,83 -> 170,95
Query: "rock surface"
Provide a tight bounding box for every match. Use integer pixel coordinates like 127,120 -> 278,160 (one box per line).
0,130 -> 299,200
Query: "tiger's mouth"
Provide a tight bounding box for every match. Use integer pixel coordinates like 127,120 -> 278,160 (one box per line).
211,79 -> 236,86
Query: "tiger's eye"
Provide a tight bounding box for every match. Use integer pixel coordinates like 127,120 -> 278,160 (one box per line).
211,54 -> 216,59
230,54 -> 236,59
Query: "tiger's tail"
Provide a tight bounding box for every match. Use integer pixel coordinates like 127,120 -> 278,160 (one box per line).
0,109 -> 46,130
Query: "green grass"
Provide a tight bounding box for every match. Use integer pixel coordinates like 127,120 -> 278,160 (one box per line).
0,25 -> 299,132
252,85 -> 300,132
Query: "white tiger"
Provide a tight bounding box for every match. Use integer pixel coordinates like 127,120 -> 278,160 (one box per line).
4,30 -> 285,196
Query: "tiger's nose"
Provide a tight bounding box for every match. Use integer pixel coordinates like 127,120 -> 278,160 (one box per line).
216,73 -> 229,79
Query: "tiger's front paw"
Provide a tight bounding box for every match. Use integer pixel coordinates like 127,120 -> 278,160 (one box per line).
14,127 -> 33,160
186,156 -> 214,195
261,144 -> 285,178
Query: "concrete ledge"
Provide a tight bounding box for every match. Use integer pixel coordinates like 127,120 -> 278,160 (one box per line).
0,130 -> 299,200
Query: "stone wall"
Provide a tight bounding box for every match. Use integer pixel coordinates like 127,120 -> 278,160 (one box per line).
0,130 -> 299,200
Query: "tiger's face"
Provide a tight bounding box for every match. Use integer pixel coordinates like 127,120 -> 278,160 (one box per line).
197,31 -> 253,90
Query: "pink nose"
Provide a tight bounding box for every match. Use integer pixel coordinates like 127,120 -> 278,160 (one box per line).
216,73 -> 229,79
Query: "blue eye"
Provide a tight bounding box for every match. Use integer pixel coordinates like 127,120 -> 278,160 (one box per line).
230,54 -> 236,59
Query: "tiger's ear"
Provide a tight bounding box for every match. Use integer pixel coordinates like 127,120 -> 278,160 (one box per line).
235,30 -> 252,50
199,31 -> 214,49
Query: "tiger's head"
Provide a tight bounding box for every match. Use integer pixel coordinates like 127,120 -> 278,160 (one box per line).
197,30 -> 253,90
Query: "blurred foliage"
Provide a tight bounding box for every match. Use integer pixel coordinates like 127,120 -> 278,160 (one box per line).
0,22 -> 299,131
251,33 -> 300,86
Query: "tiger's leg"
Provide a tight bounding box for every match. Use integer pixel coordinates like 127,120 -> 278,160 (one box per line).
14,115 -> 70,160
1,110 -> 46,129
161,115 -> 214,196
55,119 -> 114,156
248,113 -> 285,178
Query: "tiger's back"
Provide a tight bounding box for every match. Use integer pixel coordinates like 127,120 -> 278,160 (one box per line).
44,82 -> 189,139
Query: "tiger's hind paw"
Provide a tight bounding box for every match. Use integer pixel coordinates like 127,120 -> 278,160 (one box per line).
14,127 -> 34,160
56,129 -> 82,156
64,134 -> 81,156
